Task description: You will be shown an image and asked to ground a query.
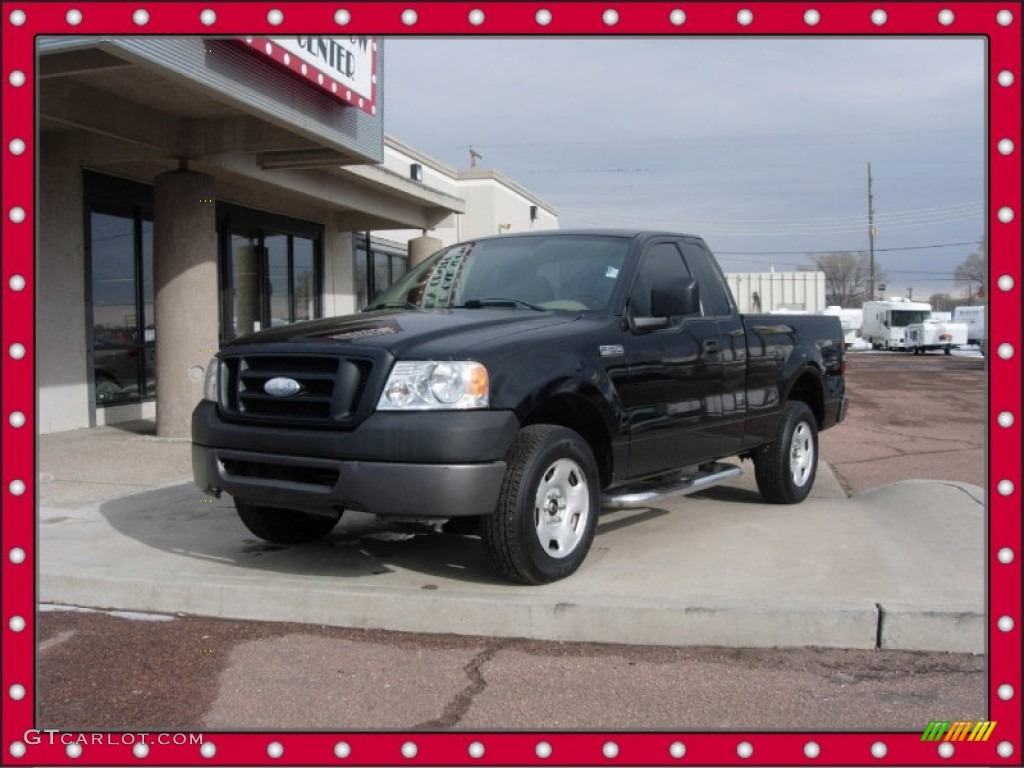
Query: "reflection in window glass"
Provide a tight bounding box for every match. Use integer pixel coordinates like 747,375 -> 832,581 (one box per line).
266,234 -> 289,328
355,248 -> 369,309
353,239 -> 409,307
374,252 -> 390,300
232,232 -> 262,336
141,220 -> 156,396
225,222 -> 322,338
392,255 -> 408,282
90,210 -> 156,405
293,237 -> 315,321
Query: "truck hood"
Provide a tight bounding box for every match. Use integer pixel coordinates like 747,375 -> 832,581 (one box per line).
226,309 -> 580,359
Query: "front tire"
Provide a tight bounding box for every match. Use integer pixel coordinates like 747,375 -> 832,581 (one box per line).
482,425 -> 599,584
753,401 -> 819,504
235,501 -> 342,545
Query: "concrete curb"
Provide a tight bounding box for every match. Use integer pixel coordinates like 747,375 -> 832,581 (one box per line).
38,470 -> 985,653
40,571 -> 882,650
879,603 -> 986,654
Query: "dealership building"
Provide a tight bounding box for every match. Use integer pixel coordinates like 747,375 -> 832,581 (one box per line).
37,36 -> 557,436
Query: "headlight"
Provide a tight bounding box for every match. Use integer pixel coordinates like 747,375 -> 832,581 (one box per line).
203,357 -> 220,402
377,361 -> 489,410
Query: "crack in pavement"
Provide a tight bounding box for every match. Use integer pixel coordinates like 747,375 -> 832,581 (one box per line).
934,482 -> 985,507
830,444 -> 985,466
414,641 -> 507,729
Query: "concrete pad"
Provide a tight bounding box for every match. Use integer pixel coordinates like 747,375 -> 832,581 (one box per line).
39,422 -> 192,508
38,469 -> 984,652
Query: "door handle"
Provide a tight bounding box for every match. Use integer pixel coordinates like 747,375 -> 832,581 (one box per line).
703,340 -> 720,355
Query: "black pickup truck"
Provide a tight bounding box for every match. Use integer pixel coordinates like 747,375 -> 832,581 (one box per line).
193,230 -> 847,583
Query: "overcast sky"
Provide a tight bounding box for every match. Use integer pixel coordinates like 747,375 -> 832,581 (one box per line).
382,37 -> 986,301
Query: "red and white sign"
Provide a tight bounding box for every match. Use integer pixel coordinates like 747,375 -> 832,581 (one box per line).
242,36 -> 377,115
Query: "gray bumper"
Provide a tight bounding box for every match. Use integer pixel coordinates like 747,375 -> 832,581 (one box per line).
193,445 -> 506,518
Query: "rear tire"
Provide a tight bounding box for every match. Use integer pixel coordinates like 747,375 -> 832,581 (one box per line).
482,425 -> 599,584
235,501 -> 342,545
753,401 -> 819,504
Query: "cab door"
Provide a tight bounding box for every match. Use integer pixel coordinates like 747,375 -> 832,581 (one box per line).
620,239 -> 724,478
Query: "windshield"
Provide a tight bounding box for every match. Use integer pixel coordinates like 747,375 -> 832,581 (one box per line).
366,235 -> 630,312
890,309 -> 931,327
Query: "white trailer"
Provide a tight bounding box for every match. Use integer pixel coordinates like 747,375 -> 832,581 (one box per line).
861,298 -> 933,350
904,319 -> 969,355
953,305 -> 987,353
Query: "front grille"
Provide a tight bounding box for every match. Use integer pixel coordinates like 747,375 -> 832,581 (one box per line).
221,353 -> 373,426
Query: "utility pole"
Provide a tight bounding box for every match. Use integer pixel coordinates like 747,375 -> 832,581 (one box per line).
867,162 -> 876,303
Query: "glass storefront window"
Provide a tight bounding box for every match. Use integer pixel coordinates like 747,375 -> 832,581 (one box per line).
355,247 -> 369,309
266,233 -> 290,328
293,237 -> 315,322
141,220 -> 155,397
220,206 -> 323,340
354,237 -> 409,308
89,208 -> 154,406
85,180 -> 323,409
231,231 -> 263,337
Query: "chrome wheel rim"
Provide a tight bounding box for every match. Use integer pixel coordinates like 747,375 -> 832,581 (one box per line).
790,421 -> 814,488
533,458 -> 589,559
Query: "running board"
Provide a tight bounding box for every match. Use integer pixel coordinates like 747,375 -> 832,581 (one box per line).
601,462 -> 742,510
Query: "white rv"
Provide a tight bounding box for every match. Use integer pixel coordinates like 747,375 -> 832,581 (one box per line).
904,319 -> 968,355
953,305 -> 987,353
861,298 -> 933,350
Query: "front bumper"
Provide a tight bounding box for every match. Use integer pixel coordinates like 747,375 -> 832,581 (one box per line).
193,445 -> 507,518
191,402 -> 518,518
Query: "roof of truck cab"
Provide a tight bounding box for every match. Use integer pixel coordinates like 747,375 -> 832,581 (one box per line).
467,229 -> 703,242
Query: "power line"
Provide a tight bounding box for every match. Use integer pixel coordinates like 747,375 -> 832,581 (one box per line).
562,208 -> 982,237
715,240 -> 983,256
439,126 -> 977,153
562,200 -> 981,225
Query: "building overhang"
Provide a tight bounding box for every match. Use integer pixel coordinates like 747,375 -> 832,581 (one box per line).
38,36 -> 463,231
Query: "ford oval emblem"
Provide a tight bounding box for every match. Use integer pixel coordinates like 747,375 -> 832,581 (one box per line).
264,377 -> 302,397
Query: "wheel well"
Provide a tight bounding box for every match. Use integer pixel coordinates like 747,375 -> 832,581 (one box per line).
786,370 -> 825,428
521,395 -> 613,488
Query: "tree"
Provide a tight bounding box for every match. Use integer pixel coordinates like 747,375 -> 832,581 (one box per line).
954,237 -> 986,300
928,292 -> 957,313
808,252 -> 885,308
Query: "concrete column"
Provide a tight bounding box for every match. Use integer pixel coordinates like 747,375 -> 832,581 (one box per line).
323,215 -> 357,317
409,235 -> 443,268
37,133 -> 90,433
153,169 -> 218,437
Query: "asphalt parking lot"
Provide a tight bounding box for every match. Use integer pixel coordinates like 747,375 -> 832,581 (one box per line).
820,350 -> 985,491
34,349 -> 988,731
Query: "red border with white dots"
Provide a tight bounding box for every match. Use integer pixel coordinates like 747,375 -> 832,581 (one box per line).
240,36 -> 378,115
1,2 -> 1021,766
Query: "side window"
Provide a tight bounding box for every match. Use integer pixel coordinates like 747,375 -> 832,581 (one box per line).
680,240 -> 732,317
629,242 -> 696,320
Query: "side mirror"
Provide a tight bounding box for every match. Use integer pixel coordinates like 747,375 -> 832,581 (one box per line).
633,278 -> 700,330
652,278 -> 700,317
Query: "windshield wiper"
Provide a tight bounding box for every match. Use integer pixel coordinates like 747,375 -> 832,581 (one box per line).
460,298 -> 546,311
366,302 -> 419,311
